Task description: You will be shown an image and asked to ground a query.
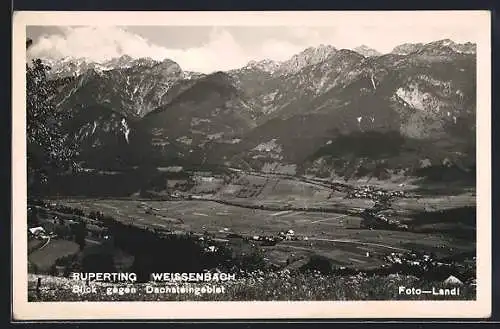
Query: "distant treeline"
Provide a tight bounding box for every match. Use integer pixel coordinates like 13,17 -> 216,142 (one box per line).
29,168 -> 192,198
408,206 -> 476,240
31,172 -> 144,197
415,165 -> 476,184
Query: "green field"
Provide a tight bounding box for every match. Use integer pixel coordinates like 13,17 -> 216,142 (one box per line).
38,170 -> 476,273
55,196 -> 474,270
29,239 -> 80,271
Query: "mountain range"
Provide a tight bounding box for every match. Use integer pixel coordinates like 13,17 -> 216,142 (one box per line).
37,39 -> 476,181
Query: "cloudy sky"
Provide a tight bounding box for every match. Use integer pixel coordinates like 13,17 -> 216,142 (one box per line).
26,25 -> 478,73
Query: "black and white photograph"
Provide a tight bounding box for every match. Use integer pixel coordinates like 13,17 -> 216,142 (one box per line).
12,11 -> 491,319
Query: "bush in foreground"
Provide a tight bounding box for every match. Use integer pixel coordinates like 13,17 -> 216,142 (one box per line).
28,272 -> 475,302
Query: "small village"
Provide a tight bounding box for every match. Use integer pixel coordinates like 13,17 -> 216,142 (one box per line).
379,251 -> 475,285
343,184 -> 414,231
360,209 -> 410,231
345,184 -> 411,202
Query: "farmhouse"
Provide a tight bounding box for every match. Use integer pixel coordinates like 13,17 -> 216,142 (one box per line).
157,166 -> 184,173
283,229 -> 296,241
193,174 -> 223,185
193,171 -> 213,177
167,179 -> 189,190
443,275 -> 463,285
28,226 -> 45,236
171,191 -> 182,198
205,245 -> 218,253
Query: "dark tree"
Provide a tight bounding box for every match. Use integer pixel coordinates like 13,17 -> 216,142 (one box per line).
82,252 -> 116,273
26,38 -> 79,192
301,255 -> 333,274
74,222 -> 87,251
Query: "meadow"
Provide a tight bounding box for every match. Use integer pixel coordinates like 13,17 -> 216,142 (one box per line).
29,240 -> 80,272
54,195 -> 474,271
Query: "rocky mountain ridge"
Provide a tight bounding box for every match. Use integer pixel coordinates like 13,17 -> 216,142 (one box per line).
32,39 -> 477,180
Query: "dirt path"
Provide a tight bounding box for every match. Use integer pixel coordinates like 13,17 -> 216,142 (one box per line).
307,237 -> 410,252
310,214 -> 350,224
38,236 -> 51,250
94,202 -> 124,216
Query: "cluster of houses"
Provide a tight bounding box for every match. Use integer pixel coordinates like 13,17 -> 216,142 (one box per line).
251,234 -> 279,246
360,209 -> 410,231
204,245 -> 218,253
28,202 -> 112,245
346,185 -> 408,202
196,225 -> 306,251
381,251 -> 472,284
384,252 -> 459,270
250,229 -> 301,246
343,185 -> 417,232
280,229 -> 299,241
200,228 -> 301,247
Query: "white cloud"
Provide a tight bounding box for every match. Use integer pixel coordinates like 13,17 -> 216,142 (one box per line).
31,26 -> 159,62
28,26 -> 257,73
288,27 -> 323,43
258,39 -> 306,62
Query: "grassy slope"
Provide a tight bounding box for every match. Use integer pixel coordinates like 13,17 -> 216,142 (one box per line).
29,240 -> 80,271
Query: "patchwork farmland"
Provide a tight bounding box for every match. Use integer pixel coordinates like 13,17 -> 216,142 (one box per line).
48,170 -> 475,271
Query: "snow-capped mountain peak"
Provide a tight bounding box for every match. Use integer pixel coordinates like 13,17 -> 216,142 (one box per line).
277,44 -> 337,75
428,39 -> 476,54
39,55 -> 179,79
391,39 -> 476,55
183,71 -> 206,80
353,45 -> 382,57
102,54 -> 135,68
244,59 -> 281,74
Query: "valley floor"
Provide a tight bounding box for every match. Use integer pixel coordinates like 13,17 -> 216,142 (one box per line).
55,197 -> 474,271
27,170 -> 477,301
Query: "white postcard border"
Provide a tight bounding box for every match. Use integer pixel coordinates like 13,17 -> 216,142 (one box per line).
12,10 -> 492,320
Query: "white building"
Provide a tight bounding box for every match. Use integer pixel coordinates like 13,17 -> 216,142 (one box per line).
29,227 -> 45,236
